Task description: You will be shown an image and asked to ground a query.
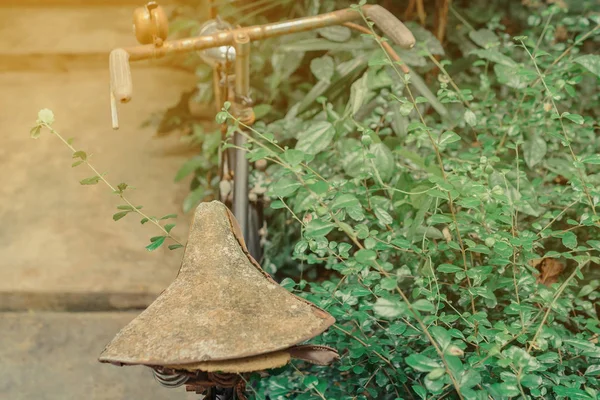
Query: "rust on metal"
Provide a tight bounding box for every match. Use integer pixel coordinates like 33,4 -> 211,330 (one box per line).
98,201 -> 335,367
185,373 -> 248,400
124,6 -> 378,61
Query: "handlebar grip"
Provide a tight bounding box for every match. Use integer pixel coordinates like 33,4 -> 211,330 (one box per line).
365,5 -> 416,49
109,48 -> 132,103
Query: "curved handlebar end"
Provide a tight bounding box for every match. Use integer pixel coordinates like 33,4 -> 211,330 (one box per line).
365,5 -> 416,50
109,48 -> 133,103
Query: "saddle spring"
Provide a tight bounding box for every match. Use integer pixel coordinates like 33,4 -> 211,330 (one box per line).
152,368 -> 189,388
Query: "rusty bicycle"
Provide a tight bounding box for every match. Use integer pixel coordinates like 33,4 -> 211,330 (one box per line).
102,2 -> 415,399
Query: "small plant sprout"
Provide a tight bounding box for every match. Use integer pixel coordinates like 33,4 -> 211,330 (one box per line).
31,109 -> 184,252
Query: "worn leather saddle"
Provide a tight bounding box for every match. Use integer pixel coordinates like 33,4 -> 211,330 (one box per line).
99,201 -> 338,394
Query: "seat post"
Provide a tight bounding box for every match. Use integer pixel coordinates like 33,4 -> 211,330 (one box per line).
231,31 -> 252,241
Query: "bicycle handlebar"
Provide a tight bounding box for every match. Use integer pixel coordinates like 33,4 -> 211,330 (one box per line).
109,4 -> 415,129
365,5 -> 415,49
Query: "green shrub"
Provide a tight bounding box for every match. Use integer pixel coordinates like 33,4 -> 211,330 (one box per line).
216,3 -> 600,399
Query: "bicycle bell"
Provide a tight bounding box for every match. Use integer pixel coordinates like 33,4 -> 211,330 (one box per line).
133,1 -> 169,45
197,18 -> 236,66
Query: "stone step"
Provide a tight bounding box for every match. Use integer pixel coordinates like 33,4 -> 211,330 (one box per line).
0,67 -> 198,311
0,312 -> 196,399
0,5 -> 201,72
0,0 -> 189,5
0,7 -> 142,56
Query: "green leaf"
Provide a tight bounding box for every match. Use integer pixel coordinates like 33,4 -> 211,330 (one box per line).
374,206 -> 393,225
294,240 -> 309,254
388,323 -> 407,335
175,156 -> 205,182
412,299 -> 435,313
553,386 -> 594,400
348,73 -> 368,116
112,211 -> 129,221
523,134 -> 547,168
71,160 -> 83,167
146,236 -> 165,251
160,214 -> 177,220
116,183 -> 128,193
464,110 -> 477,127
430,326 -> 452,349
399,102 -> 414,116
585,364 -> 600,376
491,383 -> 521,397
380,277 -> 398,290
165,223 -> 176,233
310,55 -> 335,82
581,155 -> 600,164
438,264 -> 463,273
308,181 -> 329,195
469,28 -> 500,48
458,370 -> 481,390
30,125 -> 41,139
140,217 -> 149,224
332,194 -> 360,211
520,374 -> 542,388
562,112 -> 584,125
168,244 -> 183,250
282,149 -> 305,167
427,368 -> 446,381
80,176 -> 101,185
317,25 -> 351,42
271,177 -> 301,198
429,214 -> 453,224
413,385 -> 427,400
37,108 -> 55,125
405,354 -> 441,372
561,231 -> 577,249
215,111 -> 228,124
373,298 -> 407,319
574,54 -> 600,78
471,48 -> 517,67
253,104 -> 272,119
72,151 -> 87,161
494,64 -> 530,89
295,121 -> 336,155
280,277 -> 295,290
183,186 -> 205,213
578,284 -> 595,298
304,219 -> 334,239
439,131 -> 461,146
370,143 -> 395,182
355,249 -> 377,264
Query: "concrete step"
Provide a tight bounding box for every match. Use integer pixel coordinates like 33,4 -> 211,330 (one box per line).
0,7 -> 140,56
0,67 -> 197,311
0,6 -> 197,72
0,312 -> 196,400
0,0 -> 189,5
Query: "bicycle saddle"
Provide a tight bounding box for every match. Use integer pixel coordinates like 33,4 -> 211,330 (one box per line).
99,201 -> 337,373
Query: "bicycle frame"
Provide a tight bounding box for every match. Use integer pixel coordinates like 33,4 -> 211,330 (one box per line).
109,3 -> 414,248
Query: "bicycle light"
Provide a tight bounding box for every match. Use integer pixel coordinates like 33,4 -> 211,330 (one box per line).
133,2 -> 169,45
197,19 -> 236,66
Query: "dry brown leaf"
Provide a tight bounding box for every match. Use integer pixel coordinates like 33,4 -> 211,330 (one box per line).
442,227 -> 452,243
531,258 -> 565,286
555,25 -> 568,42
